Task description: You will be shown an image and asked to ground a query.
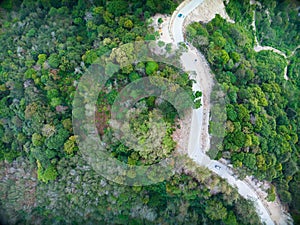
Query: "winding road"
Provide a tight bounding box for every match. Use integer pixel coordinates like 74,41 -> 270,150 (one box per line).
167,0 -> 292,224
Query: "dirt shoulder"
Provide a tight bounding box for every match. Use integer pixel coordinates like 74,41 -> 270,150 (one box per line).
183,0 -> 234,27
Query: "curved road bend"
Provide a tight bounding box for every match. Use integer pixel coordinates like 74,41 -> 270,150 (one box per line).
170,0 -> 275,224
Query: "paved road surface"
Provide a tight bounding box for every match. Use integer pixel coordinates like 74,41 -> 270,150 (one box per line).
172,0 -> 204,43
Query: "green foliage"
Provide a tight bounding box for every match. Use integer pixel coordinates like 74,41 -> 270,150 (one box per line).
0,155 -> 255,225
48,53 -> 60,68
129,72 -> 140,82
2,149 -> 21,163
107,0 -> 127,17
82,50 -> 98,65
145,61 -> 159,75
188,0 -> 300,213
278,190 -> 292,204
0,0 -> 295,223
224,211 -> 238,225
194,99 -> 201,109
63,136 -> 77,155
235,199 -> 261,224
243,153 -> 256,170
194,91 -> 202,98
37,54 -> 47,65
118,108 -> 176,164
225,0 -> 253,26
26,28 -> 36,38
205,200 -> 227,220
145,33 -> 156,41
105,89 -> 118,105
50,97 -> 62,107
32,133 -> 44,147
37,162 -> 58,183
24,68 -> 36,79
45,127 -> 69,150
124,19 -> 133,29
255,0 -> 299,53
267,185 -> 276,202
0,0 -> 13,10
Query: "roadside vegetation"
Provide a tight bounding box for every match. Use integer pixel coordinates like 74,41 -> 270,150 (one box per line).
187,0 -> 299,222
0,0 -> 262,224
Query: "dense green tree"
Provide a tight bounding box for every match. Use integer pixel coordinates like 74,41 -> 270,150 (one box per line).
45,127 -> 69,150
205,200 -> 227,221
63,136 -> 77,155
145,61 -> 159,75
106,0 -> 128,17
48,53 -> 60,68
32,133 -> 44,147
37,161 -> 58,183
224,211 -> 238,225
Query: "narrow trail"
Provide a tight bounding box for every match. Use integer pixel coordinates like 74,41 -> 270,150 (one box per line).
250,0 -> 300,80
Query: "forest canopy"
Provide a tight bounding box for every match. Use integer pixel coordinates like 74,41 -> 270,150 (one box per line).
0,0 -> 263,224
188,0 -> 300,222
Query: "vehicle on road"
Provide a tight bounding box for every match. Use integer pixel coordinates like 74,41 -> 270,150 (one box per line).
178,13 -> 183,18
215,165 -> 221,170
